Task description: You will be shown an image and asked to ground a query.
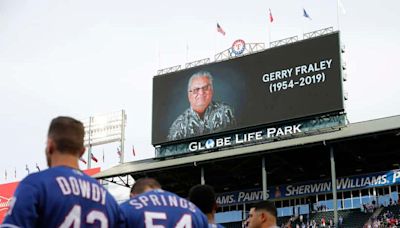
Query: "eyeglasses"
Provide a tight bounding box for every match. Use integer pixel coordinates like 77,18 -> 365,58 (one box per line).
189,84 -> 212,94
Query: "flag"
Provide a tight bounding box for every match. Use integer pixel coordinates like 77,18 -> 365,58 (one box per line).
91,153 -> 98,163
4,170 -> 7,181
216,23 -> 226,36
117,147 -> 121,157
269,9 -> 274,23
36,163 -> 40,172
338,0 -> 346,14
25,164 -> 30,174
79,157 -> 87,164
303,8 -> 312,19
132,145 -> 136,157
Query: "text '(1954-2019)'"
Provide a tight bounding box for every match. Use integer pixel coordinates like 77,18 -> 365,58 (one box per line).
262,59 -> 333,94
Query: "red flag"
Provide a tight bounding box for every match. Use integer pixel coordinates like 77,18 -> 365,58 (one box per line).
269,9 -> 274,23
132,145 -> 136,157
91,153 -> 98,163
217,23 -> 226,36
79,157 -> 87,164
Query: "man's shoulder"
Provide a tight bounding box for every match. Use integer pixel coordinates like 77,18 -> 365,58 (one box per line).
21,167 -> 104,190
18,168 -> 54,187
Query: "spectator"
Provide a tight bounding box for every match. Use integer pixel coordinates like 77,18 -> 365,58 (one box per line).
338,215 -> 343,227
189,184 -> 224,228
321,217 -> 326,227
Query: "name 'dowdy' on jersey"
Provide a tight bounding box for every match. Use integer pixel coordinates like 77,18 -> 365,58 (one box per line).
56,176 -> 107,205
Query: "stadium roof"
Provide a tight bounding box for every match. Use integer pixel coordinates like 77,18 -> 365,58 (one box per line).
94,115 -> 400,198
94,115 -> 400,180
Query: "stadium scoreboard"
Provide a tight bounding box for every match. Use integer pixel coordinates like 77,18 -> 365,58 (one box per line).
152,32 -> 345,157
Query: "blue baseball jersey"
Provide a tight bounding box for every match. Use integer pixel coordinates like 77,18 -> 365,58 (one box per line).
209,224 -> 225,228
120,189 -> 209,228
1,166 -> 125,228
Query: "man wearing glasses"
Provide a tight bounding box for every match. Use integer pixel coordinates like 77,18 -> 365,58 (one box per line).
168,71 -> 236,141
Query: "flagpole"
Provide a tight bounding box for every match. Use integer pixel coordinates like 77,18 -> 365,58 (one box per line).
268,8 -> 274,48
336,0 -> 340,30
87,117 -> 92,169
214,22 -> 217,58
186,40 -> 189,62
301,7 -> 304,39
88,145 -> 92,169
157,41 -> 161,69
268,26 -> 271,48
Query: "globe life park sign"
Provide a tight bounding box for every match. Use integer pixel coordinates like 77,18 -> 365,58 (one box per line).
155,115 -> 346,158
190,124 -> 301,151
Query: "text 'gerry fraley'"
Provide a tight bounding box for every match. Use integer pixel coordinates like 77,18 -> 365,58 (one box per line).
262,59 -> 333,83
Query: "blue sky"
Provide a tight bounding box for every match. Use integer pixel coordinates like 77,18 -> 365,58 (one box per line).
1,0 -> 399,183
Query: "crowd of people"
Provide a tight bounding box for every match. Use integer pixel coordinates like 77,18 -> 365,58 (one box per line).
1,116 -> 279,228
279,215 -> 343,228
365,205 -> 400,228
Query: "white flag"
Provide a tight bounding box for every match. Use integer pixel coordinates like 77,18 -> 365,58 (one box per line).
338,0 -> 346,14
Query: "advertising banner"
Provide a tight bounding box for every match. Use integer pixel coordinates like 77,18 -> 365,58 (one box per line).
216,169 -> 400,206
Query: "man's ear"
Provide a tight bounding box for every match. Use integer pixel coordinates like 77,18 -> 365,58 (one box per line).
46,138 -> 55,155
213,202 -> 218,212
260,211 -> 268,223
79,147 -> 86,158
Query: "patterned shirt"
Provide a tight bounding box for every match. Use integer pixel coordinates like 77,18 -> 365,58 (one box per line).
168,101 -> 236,141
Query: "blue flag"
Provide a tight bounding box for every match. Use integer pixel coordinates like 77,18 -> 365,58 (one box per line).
303,8 -> 311,20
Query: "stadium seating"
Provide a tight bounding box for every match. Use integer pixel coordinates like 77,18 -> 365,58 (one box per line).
220,222 -> 242,228
220,208 -> 379,227
379,204 -> 400,217
372,204 -> 400,226
276,216 -> 292,227
307,209 -> 372,228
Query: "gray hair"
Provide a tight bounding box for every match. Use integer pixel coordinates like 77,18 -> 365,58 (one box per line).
187,71 -> 214,92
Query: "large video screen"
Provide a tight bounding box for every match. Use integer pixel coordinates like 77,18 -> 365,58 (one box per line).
152,32 -> 343,145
